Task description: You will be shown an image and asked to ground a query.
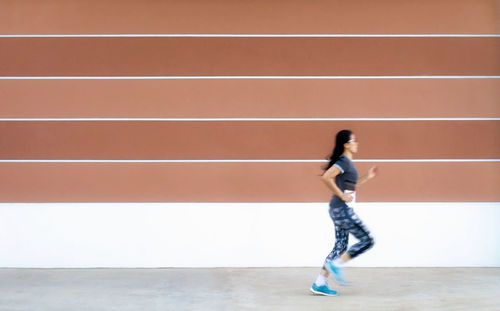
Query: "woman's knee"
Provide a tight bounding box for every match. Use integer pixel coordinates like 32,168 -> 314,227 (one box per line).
366,236 -> 375,249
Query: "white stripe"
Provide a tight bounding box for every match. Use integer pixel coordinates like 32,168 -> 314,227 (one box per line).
1,202 -> 498,267
353,159 -> 500,163
2,202 -> 498,267
1,34 -> 499,38
1,118 -> 498,122
1,76 -> 499,80
333,163 -> 345,173
0,159 -> 498,163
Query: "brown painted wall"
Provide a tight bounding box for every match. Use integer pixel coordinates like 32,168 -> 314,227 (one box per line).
1,79 -> 499,118
1,0 -> 498,34
1,37 -> 499,76
0,162 -> 498,202
1,1 -> 498,202
1,121 -> 499,159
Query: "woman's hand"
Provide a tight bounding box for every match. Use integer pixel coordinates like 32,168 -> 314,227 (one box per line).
341,193 -> 354,203
356,166 -> 378,188
367,166 -> 378,180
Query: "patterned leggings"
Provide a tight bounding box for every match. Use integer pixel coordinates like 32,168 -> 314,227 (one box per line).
324,204 -> 375,266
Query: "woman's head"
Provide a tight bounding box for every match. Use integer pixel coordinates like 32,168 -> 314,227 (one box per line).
323,129 -> 358,171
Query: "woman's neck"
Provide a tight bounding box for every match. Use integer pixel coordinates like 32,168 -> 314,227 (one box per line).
343,150 -> 353,160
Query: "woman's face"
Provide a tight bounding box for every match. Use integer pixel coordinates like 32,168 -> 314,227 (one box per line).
344,134 -> 358,154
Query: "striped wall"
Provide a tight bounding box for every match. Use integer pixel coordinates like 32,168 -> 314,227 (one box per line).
0,1 -> 499,267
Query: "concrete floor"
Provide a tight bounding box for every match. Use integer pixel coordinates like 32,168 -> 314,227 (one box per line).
1,268 -> 499,311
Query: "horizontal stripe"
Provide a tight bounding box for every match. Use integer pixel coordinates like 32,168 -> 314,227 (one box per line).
2,34 -> 500,38
1,121 -> 498,159
1,1 -> 497,34
3,202 -> 499,205
1,203 -> 499,267
2,79 -> 498,119
1,118 -> 498,122
2,38 -> 498,76
2,76 -> 499,79
355,159 -> 500,163
0,162 -> 498,202
333,163 -> 344,173
1,159 -> 498,163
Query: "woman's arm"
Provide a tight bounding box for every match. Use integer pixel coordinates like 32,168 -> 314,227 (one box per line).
322,165 -> 353,203
356,166 -> 378,187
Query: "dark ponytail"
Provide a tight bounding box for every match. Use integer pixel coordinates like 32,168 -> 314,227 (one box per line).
323,129 -> 352,172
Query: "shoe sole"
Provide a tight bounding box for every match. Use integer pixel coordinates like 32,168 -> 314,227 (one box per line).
309,287 -> 338,296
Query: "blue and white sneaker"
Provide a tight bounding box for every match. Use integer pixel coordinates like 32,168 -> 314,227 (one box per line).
325,260 -> 347,286
310,283 -> 338,296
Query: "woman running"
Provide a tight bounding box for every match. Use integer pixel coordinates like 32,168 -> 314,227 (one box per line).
310,129 -> 377,296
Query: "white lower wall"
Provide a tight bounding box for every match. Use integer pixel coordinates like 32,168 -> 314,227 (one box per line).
0,202 -> 499,268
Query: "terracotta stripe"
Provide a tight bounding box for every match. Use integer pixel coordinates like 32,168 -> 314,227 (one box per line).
0,0 -> 498,34
1,79 -> 499,118
0,162 -> 498,202
1,121 -> 498,159
1,38 -> 499,76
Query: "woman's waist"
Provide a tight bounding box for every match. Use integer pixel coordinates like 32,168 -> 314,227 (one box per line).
343,183 -> 356,191
331,189 -> 357,206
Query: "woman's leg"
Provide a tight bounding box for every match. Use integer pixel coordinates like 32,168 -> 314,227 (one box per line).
325,225 -> 349,266
314,222 -> 348,280
318,225 -> 349,285
345,211 -> 375,260
311,224 -> 347,296
324,211 -> 374,285
318,225 -> 349,276
318,226 -> 348,278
